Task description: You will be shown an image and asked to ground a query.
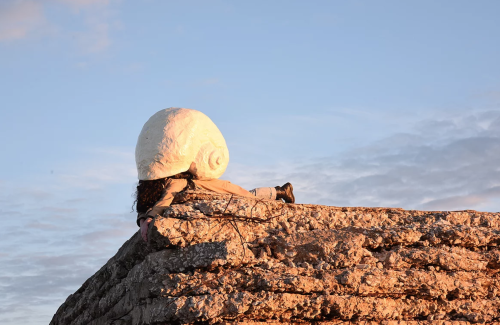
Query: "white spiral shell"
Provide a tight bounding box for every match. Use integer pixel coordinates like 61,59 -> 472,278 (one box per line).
135,108 -> 229,180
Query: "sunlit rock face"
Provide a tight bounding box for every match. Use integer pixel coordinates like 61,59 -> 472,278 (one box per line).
135,108 -> 229,180
50,190 -> 500,324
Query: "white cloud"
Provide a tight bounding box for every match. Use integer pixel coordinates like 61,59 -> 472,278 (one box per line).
0,1 -> 46,41
0,0 -> 118,53
225,110 -> 500,212
0,146 -> 138,325
55,146 -> 136,189
68,0 -> 117,53
75,18 -> 111,53
57,0 -> 110,10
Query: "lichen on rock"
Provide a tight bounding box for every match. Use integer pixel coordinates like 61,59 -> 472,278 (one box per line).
50,190 -> 500,324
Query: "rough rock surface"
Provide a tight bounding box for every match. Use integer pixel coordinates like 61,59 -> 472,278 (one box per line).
50,190 -> 500,324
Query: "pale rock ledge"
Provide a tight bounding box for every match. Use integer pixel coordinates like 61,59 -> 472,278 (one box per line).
50,190 -> 500,325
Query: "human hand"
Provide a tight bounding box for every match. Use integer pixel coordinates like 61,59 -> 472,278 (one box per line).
139,217 -> 153,242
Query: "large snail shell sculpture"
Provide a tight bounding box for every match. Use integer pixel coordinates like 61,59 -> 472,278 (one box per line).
135,108 -> 229,180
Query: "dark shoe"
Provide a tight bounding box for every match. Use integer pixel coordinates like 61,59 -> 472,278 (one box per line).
275,182 -> 295,203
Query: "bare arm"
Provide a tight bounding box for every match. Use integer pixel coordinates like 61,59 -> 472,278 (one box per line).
139,217 -> 153,242
137,178 -> 188,242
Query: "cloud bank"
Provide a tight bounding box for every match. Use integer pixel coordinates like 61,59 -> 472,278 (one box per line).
0,148 -> 137,325
226,109 -> 500,212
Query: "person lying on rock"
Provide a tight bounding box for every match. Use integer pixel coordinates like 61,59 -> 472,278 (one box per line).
134,108 -> 295,242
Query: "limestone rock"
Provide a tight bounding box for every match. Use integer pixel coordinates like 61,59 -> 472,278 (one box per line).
50,190 -> 500,324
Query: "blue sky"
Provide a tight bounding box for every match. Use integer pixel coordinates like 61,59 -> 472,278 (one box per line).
1,0 -> 500,324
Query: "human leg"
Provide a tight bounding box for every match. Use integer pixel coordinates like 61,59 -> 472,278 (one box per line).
249,182 -> 295,203
249,187 -> 277,200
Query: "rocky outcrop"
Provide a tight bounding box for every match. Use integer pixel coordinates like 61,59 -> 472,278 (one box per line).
50,190 -> 500,324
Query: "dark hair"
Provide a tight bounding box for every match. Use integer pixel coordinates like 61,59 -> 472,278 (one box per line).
133,171 -> 192,213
